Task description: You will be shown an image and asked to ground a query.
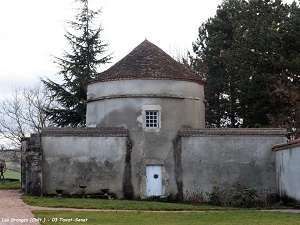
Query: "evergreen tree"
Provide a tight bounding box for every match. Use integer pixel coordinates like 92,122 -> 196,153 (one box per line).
192,0 -> 244,127
42,0 -> 111,127
192,0 -> 300,132
267,1 -> 300,136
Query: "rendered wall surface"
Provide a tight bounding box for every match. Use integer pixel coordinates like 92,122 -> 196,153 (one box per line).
86,79 -> 205,129
41,135 -> 128,197
86,79 -> 205,198
25,128 -> 287,200
275,144 -> 300,203
180,130 -> 287,199
87,79 -> 204,102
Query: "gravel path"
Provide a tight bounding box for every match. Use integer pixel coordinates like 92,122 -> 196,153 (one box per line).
0,190 -> 40,225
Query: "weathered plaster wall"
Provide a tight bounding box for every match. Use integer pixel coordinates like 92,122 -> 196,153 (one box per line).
274,142 -> 300,203
87,97 -> 191,198
87,79 -> 204,102
86,79 -> 205,199
25,127 -> 287,200
179,129 -> 287,199
86,80 -> 205,129
87,98 -> 204,130
41,128 -> 129,198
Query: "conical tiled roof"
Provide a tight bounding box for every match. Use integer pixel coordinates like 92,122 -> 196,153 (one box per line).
86,39 -> 205,85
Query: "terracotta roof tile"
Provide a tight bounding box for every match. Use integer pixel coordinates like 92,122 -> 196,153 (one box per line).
272,137 -> 300,151
86,39 -> 205,85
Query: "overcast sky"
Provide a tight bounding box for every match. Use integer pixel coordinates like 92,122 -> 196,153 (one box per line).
0,0 -> 225,99
0,0 -> 295,100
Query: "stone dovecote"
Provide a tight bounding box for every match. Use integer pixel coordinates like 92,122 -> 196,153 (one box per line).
22,40 -> 290,203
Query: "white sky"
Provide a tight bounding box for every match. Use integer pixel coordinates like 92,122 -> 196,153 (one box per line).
0,0 -> 224,99
0,0 -> 295,99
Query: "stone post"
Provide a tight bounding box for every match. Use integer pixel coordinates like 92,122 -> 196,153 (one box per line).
21,138 -> 30,193
25,133 -> 42,196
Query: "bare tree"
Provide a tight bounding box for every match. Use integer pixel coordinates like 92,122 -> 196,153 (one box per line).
0,83 -> 55,148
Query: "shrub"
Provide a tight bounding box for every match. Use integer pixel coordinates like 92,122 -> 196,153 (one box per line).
184,188 -> 205,205
184,183 -> 276,208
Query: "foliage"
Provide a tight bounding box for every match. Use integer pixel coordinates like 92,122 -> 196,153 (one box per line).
185,183 -> 277,208
208,184 -> 258,207
32,210 -> 300,225
0,83 -> 55,148
184,187 -> 206,205
41,0 -> 111,127
191,0 -> 300,134
208,185 -> 233,206
231,184 -> 258,208
23,186 -> 279,210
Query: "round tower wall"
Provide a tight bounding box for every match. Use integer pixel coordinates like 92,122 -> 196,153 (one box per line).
86,79 -> 205,129
86,79 -> 205,198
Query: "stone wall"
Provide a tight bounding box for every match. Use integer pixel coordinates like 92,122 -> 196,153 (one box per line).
23,127 -> 288,201
179,128 -> 287,200
41,127 -> 130,198
22,127 -> 132,198
273,138 -> 300,203
21,134 -> 43,196
86,80 -> 205,130
86,79 -> 205,199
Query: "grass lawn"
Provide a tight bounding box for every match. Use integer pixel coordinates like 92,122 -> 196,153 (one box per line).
32,210 -> 300,225
22,195 -> 230,211
0,181 -> 21,189
5,161 -> 21,172
0,170 -> 21,189
24,195 -> 300,224
3,169 -> 21,180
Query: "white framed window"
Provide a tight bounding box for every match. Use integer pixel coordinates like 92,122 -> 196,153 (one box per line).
145,111 -> 159,128
142,105 -> 161,132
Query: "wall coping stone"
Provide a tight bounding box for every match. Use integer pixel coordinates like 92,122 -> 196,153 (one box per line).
41,127 -> 128,137
87,93 -> 188,103
179,128 -> 287,137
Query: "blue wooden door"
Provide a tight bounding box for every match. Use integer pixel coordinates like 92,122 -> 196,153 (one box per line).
146,166 -> 162,196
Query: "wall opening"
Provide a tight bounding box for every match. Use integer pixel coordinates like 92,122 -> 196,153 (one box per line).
146,165 -> 163,196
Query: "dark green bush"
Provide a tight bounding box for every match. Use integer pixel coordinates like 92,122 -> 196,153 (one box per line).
185,183 -> 276,208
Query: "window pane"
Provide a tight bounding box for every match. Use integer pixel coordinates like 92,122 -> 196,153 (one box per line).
145,111 -> 158,128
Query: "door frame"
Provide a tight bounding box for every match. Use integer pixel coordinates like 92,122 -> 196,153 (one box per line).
146,165 -> 163,196
140,158 -> 168,199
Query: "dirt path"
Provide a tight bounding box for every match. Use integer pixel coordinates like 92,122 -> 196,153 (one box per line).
0,190 -> 40,225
